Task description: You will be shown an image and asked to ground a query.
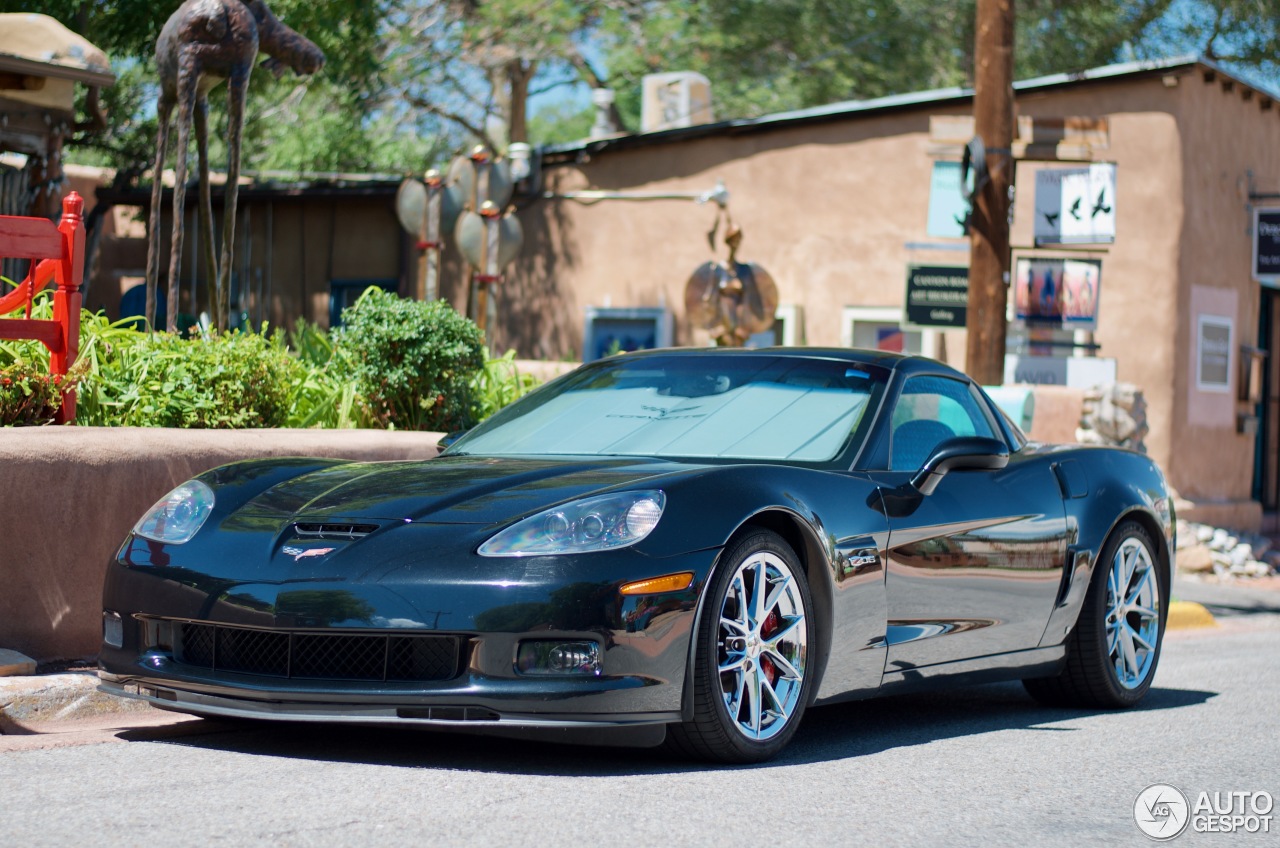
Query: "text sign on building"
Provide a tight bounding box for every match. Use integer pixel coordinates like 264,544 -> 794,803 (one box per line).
1253,208 -> 1280,282
1033,164 -> 1116,246
904,265 -> 968,328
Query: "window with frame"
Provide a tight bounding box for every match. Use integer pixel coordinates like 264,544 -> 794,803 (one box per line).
890,375 -> 998,470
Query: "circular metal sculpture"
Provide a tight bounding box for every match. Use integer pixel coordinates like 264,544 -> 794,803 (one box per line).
395,172 -> 463,248
685,224 -> 778,346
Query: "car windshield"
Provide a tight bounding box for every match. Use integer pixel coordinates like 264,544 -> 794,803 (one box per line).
450,354 -> 889,465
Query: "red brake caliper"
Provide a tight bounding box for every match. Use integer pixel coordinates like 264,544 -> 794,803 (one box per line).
760,611 -> 779,685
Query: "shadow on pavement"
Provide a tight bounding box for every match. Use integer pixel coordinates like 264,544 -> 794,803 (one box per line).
113,681 -> 1217,776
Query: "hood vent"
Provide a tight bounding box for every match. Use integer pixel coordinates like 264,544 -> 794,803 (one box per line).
293,522 -> 378,539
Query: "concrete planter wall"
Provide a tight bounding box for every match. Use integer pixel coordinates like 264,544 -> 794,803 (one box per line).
0,428 -> 443,662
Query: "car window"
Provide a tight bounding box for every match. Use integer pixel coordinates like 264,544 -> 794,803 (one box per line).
450,354 -> 891,466
890,375 -> 998,470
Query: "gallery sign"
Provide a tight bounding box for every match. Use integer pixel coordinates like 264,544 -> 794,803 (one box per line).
1033,164 -> 1117,246
904,265 -> 968,328
1253,208 -> 1280,283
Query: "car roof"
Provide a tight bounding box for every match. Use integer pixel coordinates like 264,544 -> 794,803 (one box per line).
614,346 -> 972,381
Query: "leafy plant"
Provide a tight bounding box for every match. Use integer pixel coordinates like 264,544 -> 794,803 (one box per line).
332,287 -> 486,431
3,284 -> 520,431
471,348 -> 542,422
0,358 -> 69,426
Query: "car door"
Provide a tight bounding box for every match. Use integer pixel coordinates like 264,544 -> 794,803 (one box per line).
868,374 -> 1068,674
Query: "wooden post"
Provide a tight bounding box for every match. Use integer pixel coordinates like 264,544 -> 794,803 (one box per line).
965,0 -> 1015,385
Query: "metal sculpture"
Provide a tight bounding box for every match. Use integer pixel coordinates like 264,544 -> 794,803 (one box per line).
685,222 -> 778,346
451,146 -> 522,331
145,0 -> 324,332
395,168 -> 464,302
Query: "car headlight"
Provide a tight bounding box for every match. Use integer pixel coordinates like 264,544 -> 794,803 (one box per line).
478,490 -> 665,557
133,480 -> 215,545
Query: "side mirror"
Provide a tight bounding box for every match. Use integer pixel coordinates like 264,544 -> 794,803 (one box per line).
910,436 -> 1009,496
436,431 -> 468,452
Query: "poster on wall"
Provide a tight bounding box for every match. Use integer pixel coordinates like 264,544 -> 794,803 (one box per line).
1197,314 -> 1233,393
926,161 -> 971,238
1013,257 -> 1102,330
1033,164 -> 1117,245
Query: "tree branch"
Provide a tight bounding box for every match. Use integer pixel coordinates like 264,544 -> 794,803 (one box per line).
563,45 -> 628,132
406,95 -> 498,150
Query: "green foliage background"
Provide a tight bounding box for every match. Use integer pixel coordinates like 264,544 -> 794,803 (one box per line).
1,1 -> 1274,176
0,286 -> 536,429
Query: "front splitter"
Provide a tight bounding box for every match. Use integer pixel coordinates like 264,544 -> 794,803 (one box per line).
98,678 -> 675,747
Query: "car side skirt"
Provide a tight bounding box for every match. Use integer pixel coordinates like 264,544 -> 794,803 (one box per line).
875,645 -> 1067,697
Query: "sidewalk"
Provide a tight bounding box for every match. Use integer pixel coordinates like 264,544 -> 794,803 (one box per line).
0,669 -> 153,732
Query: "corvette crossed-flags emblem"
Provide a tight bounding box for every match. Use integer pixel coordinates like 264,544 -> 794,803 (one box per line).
282,546 -> 335,561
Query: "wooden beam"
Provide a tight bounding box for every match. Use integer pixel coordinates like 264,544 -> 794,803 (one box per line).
966,0 -> 1015,386
0,72 -> 44,91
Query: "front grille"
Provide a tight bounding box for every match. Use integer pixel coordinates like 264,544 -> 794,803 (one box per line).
293,522 -> 378,539
175,622 -> 462,682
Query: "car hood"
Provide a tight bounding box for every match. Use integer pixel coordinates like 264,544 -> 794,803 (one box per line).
232,455 -> 692,526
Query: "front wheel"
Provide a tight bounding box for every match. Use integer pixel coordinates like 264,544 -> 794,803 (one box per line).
1024,520 -> 1166,708
667,530 -> 814,763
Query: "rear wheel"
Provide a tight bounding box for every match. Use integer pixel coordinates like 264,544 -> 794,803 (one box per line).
1024,520 -> 1166,708
668,530 -> 813,763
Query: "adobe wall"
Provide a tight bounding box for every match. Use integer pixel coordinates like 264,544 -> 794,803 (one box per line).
1168,70 -> 1280,526
0,428 -> 442,662
503,77 -> 1192,476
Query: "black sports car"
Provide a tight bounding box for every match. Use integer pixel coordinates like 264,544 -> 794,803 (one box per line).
100,348 -> 1174,763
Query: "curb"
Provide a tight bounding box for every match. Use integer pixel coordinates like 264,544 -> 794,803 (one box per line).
1167,600 -> 1217,630
0,672 -> 152,730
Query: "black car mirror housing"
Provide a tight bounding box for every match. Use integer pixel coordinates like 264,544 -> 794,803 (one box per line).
911,436 -> 1010,496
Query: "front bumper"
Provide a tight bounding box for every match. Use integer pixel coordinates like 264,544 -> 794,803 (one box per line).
100,533 -> 720,728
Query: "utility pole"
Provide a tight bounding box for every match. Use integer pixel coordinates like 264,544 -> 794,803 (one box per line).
966,0 -> 1015,385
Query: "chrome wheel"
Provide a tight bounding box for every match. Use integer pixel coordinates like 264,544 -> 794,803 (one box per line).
1105,535 -> 1161,689
716,551 -> 808,741
1023,520 -> 1166,709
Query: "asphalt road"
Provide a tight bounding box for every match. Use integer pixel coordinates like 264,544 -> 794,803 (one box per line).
1,581 -> 1276,848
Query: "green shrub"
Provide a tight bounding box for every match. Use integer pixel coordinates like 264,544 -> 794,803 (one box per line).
333,288 -> 486,431
4,283 -> 513,431
113,330 -> 305,428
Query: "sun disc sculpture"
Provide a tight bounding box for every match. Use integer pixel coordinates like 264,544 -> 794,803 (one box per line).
685,223 -> 778,347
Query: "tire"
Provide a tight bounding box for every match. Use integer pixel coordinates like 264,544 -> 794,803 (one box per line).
1024,520 -> 1166,708
667,529 -> 815,763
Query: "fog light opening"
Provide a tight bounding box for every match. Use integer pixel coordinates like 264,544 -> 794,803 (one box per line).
516,640 -> 602,677
103,611 -> 124,648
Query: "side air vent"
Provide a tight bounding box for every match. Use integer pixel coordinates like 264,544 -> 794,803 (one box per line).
294,522 -> 378,539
